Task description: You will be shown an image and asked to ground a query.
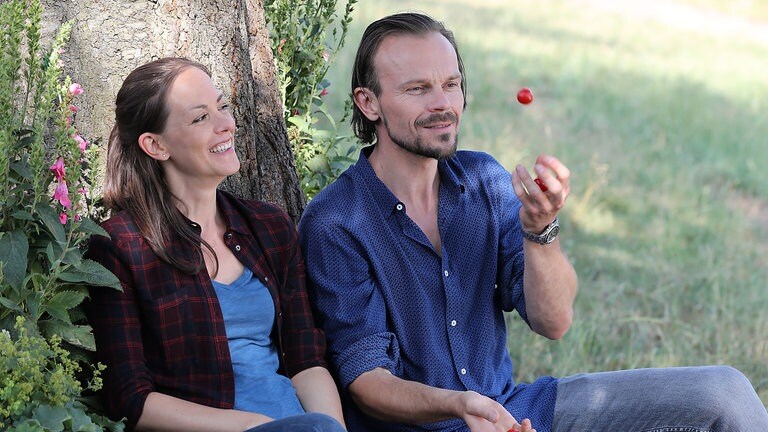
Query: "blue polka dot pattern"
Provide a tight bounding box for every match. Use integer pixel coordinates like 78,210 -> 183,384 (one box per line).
299,147 -> 557,431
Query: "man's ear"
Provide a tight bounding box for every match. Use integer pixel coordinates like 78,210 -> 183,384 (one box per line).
353,87 -> 380,122
138,133 -> 169,161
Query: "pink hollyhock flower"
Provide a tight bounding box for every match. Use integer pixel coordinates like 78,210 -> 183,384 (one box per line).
68,83 -> 84,96
53,181 -> 72,209
49,157 -> 65,181
59,212 -> 68,225
69,104 -> 78,113
322,51 -> 330,62
319,88 -> 329,97
74,134 -> 88,152
74,214 -> 82,222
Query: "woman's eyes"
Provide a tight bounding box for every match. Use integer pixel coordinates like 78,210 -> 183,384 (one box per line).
192,105 -> 229,124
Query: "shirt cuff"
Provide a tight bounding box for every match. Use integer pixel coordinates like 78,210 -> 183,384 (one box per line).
335,332 -> 401,389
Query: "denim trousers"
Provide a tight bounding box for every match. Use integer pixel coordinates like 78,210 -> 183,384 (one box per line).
552,365 -> 768,431
243,413 -> 346,432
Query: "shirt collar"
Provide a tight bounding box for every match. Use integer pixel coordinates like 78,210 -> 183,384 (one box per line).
438,156 -> 466,196
352,145 -> 466,217
179,190 -> 252,236
353,146 -> 402,217
216,190 -> 252,236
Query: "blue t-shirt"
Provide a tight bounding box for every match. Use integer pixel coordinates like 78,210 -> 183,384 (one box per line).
299,147 -> 558,432
212,267 -> 305,419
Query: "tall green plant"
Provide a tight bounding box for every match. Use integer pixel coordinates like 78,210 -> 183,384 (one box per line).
265,0 -> 358,199
0,0 -> 123,429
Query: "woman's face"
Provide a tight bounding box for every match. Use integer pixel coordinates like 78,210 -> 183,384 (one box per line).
156,66 -> 239,193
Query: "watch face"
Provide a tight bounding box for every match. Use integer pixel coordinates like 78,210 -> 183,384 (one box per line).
546,225 -> 560,242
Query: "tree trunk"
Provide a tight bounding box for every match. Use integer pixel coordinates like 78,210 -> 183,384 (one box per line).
40,0 -> 305,220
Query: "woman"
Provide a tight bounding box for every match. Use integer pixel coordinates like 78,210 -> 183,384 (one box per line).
86,57 -> 346,432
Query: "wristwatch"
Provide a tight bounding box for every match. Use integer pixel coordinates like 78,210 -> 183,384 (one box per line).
521,217 -> 560,245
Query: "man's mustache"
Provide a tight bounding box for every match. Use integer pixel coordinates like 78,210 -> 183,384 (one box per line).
415,112 -> 458,127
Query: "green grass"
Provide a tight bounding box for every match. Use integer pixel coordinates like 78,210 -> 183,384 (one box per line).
323,0 -> 768,405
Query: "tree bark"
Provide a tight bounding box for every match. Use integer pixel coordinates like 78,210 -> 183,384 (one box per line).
40,0 -> 305,220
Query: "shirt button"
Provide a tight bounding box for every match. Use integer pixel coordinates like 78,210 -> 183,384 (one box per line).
225,233 -> 232,239
494,284 -> 498,289
460,368 -> 467,375
395,203 -> 404,211
444,270 -> 449,277
264,277 -> 269,282
450,320 -> 457,327
234,245 -> 241,251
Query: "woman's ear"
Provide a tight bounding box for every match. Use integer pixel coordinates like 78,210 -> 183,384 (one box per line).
138,133 -> 169,161
353,87 -> 380,122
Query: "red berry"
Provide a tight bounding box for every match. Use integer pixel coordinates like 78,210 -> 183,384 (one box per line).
517,87 -> 534,105
534,178 -> 548,192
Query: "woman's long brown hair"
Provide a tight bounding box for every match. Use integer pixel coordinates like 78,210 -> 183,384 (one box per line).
104,57 -> 215,274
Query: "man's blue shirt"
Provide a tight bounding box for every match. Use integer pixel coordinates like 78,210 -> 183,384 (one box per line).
299,147 -> 557,431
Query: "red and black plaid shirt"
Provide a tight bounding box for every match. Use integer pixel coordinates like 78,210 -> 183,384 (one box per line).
86,190 -> 327,430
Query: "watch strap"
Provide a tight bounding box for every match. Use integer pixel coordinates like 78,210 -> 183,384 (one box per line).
521,217 -> 560,245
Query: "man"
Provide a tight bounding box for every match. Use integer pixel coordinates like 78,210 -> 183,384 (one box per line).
299,12 -> 768,432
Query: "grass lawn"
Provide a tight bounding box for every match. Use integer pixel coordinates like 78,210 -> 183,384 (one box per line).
322,0 -> 768,405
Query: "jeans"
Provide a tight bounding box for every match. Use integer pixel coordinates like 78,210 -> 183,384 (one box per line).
552,365 -> 768,431
244,413 -> 346,432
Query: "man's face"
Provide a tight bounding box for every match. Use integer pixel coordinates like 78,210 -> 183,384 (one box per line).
371,32 -> 464,160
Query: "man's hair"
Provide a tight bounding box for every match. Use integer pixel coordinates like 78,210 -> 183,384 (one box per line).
350,12 -> 467,144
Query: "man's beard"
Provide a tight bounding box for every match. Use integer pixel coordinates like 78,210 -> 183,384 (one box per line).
383,112 -> 459,160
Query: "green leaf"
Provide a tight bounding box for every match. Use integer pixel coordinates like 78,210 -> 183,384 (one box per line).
77,217 -> 109,237
58,259 -> 121,290
17,132 -> 38,149
306,154 -> 329,173
7,419 -> 43,432
46,241 -> 59,271
32,404 -> 69,432
39,321 -> 95,351
28,290 -> 42,320
0,230 -> 29,289
50,290 -> 86,309
0,295 -> 22,311
11,209 -> 36,221
66,404 -> 98,432
61,247 -> 82,266
287,115 -> 309,129
311,129 -> 334,141
10,160 -> 34,180
44,301 -> 72,324
4,193 -> 20,209
35,203 -> 66,243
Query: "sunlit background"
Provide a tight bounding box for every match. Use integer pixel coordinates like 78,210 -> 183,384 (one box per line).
322,0 -> 768,405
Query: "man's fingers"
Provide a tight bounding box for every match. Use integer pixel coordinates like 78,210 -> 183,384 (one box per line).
536,154 -> 571,189
515,164 -> 545,197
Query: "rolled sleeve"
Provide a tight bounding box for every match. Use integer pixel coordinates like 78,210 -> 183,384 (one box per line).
336,332 -> 401,389
300,214 -> 398,388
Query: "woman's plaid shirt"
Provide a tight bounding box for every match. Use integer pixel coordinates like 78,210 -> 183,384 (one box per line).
86,190 -> 327,430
